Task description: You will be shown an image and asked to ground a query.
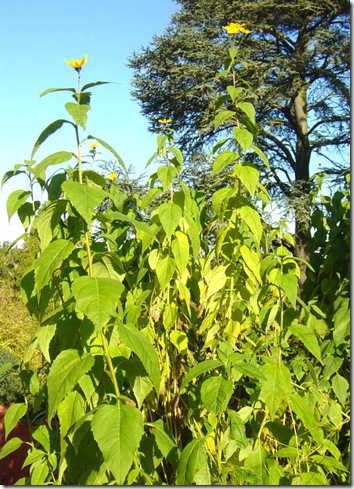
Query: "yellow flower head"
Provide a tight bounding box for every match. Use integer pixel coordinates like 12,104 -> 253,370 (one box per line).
223,22 -> 251,35
158,117 -> 172,124
64,54 -> 88,72
108,172 -> 118,182
89,141 -> 99,149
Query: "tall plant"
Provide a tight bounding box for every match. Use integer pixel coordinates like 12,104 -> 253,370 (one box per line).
0,46 -> 349,485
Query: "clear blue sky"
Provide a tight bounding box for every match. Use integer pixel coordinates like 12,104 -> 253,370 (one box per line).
0,0 -> 177,243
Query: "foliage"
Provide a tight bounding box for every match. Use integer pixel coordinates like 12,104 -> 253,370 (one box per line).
128,0 -> 350,284
0,238 -> 39,359
0,50 -> 350,485
0,348 -> 24,405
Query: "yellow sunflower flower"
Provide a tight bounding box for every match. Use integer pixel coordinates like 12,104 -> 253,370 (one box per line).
158,117 -> 172,124
89,141 -> 99,149
108,172 -> 118,182
64,54 -> 88,72
223,22 -> 251,35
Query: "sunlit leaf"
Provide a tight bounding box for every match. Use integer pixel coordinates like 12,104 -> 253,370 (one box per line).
47,349 -> 94,421
91,402 -> 143,484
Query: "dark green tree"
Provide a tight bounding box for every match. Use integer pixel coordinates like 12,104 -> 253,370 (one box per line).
128,0 -> 350,286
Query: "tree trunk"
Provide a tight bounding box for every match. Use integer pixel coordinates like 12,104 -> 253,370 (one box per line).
293,85 -> 311,291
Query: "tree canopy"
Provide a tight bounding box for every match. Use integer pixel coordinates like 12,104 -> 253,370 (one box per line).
129,0 -> 350,284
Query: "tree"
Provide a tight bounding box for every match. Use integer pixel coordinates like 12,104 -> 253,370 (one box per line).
128,0 -> 350,286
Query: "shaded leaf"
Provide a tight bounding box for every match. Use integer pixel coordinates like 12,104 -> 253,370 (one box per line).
62,179 -> 108,225
176,438 -> 210,485
289,324 -> 322,363
181,359 -> 224,391
31,119 -> 74,158
158,201 -> 182,239
201,376 -> 233,414
4,403 -> 27,440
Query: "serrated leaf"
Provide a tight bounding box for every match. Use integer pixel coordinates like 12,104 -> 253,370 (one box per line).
158,201 -> 182,239
332,373 -> 349,406
58,390 -> 86,438
172,231 -> 189,274
205,265 -> 227,300
65,102 -> 90,129
181,359 -> 224,391
240,244 -> 262,285
81,81 -> 111,91
201,376 -> 233,414
289,324 -> 322,363
62,179 -> 108,224
214,109 -> 235,130
31,119 -> 74,158
238,101 -> 256,122
233,162 -> 259,196
34,200 -> 67,250
156,255 -> 175,289
157,165 -> 177,191
31,151 -> 74,179
148,419 -> 178,468
34,239 -> 74,293
91,402 -> 143,485
0,437 -> 24,460
212,150 -> 238,176
176,438 -> 210,485
119,324 -> 160,394
232,127 -> 253,153
275,272 -> 298,309
239,204 -> 263,245
259,362 -> 292,418
47,349 -> 94,421
72,276 -> 123,330
226,86 -> 243,102
125,358 -> 154,408
36,323 -> 57,362
6,190 -> 31,219
4,403 -> 27,440
170,330 -> 188,353
105,210 -> 155,238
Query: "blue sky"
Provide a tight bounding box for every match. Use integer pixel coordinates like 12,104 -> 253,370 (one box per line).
0,0 -> 177,243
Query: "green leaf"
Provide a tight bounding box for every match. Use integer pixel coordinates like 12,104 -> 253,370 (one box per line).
226,86 -> 243,102
148,420 -> 178,469
289,393 -> 322,444
233,162 -> 259,196
36,323 -> 56,362
72,276 -> 123,330
172,231 -> 189,274
30,459 -> 49,485
4,403 -> 27,440
81,81 -> 111,91
34,200 -> 67,250
47,349 -> 94,421
239,204 -> 263,245
87,135 -> 128,178
170,330 -> 188,353
40,86 -> 76,97
6,190 -> 32,219
106,210 -> 155,238
230,360 -> 266,380
91,402 -> 143,485
156,255 -> 175,289
34,239 -> 75,293
158,201 -> 182,239
259,362 -> 292,418
58,390 -> 86,438
31,119 -> 74,158
275,272 -> 298,309
201,376 -> 233,414
240,244 -> 262,285
119,324 -> 161,394
31,151 -> 74,180
214,109 -> 235,130
332,373 -> 349,406
125,358 -> 154,408
176,438 -> 210,485
212,150 -> 238,176
232,127 -> 253,153
205,265 -> 228,300
0,437 -> 24,460
238,101 -> 256,122
62,179 -> 108,225
65,102 -> 90,130
181,359 -> 224,391
289,324 -> 322,363
249,143 -> 270,168
157,165 -> 177,191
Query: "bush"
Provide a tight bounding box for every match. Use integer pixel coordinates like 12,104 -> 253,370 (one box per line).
0,348 -> 24,405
